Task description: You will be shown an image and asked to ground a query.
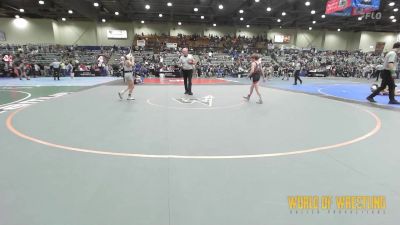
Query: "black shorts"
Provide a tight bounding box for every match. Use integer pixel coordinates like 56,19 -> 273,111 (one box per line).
252,74 -> 261,83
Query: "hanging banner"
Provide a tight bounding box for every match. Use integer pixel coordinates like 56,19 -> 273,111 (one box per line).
326,0 -> 380,16
136,40 -> 146,47
166,43 -> 177,48
351,7 -> 375,16
325,0 -> 352,15
353,0 -> 380,9
107,30 -> 128,39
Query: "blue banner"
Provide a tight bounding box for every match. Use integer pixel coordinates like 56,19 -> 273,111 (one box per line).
352,0 -> 380,9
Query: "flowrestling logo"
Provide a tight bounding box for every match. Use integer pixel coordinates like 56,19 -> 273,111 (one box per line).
0,93 -> 70,114
360,11 -> 382,20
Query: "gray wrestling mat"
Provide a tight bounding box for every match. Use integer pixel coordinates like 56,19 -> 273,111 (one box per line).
0,83 -> 399,225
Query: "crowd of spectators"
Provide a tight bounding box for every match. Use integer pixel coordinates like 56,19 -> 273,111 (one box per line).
2,36 -> 399,80
0,44 -> 127,78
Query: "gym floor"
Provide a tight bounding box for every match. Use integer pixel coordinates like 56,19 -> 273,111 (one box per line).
0,76 -> 399,225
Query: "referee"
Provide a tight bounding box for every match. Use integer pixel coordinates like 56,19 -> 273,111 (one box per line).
178,48 -> 196,95
293,61 -> 303,85
367,42 -> 400,105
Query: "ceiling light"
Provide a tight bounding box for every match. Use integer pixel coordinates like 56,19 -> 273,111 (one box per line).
115,11 -> 119,15
312,20 -> 316,24
358,17 -> 362,21
394,8 -> 399,12
390,15 -> 395,19
277,18 -> 281,22
321,14 -> 326,18
141,20 -> 145,24
337,28 -> 341,31
178,21 -> 182,25
145,4 -> 150,10
305,1 -> 310,6
311,10 -> 316,14
246,24 -> 250,28
240,17 -> 244,21
389,2 -> 395,7
167,2 -> 172,7
93,2 -> 99,7
255,0 -> 260,2
239,9 -> 244,14
267,7 -> 272,12
309,27 -> 312,30
19,9 -> 25,13
218,4 -> 223,10
282,12 -> 286,16
194,8 -> 198,12
392,19 -> 397,22
159,13 -> 163,17
102,18 -> 106,22
38,1 -> 45,5
213,23 -> 217,27
68,10 -> 73,14
62,18 -> 66,21
201,15 -> 205,19
15,15 -> 20,18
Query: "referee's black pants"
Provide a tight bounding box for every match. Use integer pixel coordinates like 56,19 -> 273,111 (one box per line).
53,68 -> 60,80
294,70 -> 302,85
368,70 -> 396,101
182,69 -> 193,94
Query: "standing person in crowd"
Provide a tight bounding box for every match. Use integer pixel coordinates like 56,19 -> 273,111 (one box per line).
293,61 -> 303,85
66,61 -> 74,79
118,55 -> 135,101
178,48 -> 196,95
34,63 -> 40,78
367,42 -> 400,105
50,59 -> 61,81
375,64 -> 383,82
243,54 -> 263,104
61,61 -> 66,77
21,59 -> 30,80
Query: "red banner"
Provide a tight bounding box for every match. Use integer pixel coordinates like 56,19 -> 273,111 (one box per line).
325,0 -> 352,14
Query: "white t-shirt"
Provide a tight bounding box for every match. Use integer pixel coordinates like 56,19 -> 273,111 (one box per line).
50,61 -> 60,69
376,65 -> 384,71
178,54 -> 195,70
383,51 -> 398,71
295,63 -> 301,71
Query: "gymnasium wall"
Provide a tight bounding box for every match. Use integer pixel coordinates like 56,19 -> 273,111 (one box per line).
1,17 -> 399,52
133,22 -> 169,35
324,31 -> 353,50
204,26 -> 236,37
295,30 -> 324,49
359,31 -> 398,52
0,18 -> 55,44
52,21 -> 97,46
